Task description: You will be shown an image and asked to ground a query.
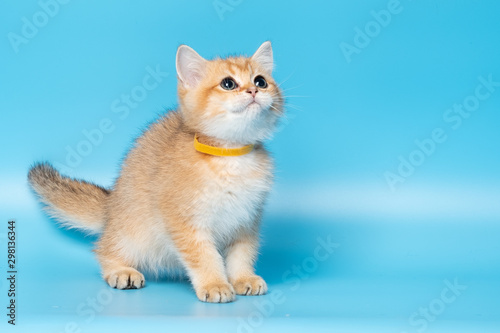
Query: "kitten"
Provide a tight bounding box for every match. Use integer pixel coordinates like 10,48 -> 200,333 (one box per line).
28,41 -> 283,303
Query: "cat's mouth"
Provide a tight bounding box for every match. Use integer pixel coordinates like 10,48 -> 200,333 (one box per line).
232,101 -> 261,114
246,100 -> 262,110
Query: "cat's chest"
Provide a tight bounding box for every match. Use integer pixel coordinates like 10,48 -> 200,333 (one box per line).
194,153 -> 272,229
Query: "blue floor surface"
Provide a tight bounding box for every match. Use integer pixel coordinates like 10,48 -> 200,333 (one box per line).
3,208 -> 499,332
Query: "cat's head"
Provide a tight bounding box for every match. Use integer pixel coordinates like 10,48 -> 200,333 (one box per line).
176,41 -> 283,145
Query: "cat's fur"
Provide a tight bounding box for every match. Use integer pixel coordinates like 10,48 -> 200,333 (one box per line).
28,42 -> 283,303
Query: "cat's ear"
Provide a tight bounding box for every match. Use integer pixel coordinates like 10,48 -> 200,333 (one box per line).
176,45 -> 207,87
251,41 -> 273,73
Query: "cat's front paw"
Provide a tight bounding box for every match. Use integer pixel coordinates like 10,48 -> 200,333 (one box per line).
105,268 -> 145,290
231,275 -> 267,296
196,282 -> 235,303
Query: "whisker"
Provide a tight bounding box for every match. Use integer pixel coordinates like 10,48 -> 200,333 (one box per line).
281,95 -> 310,98
276,71 -> 296,88
278,85 -> 304,93
282,103 -> 303,112
269,104 -> 282,113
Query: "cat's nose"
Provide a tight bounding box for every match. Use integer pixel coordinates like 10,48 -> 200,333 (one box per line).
246,87 -> 257,98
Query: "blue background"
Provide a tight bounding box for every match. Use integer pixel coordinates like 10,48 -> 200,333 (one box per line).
1,0 -> 500,332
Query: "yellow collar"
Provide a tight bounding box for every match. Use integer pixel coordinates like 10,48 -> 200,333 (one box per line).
194,134 -> 254,157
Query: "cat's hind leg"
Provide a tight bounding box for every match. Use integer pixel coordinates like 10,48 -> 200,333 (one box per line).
96,247 -> 145,290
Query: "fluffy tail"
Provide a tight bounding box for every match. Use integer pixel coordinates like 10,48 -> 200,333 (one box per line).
28,162 -> 109,234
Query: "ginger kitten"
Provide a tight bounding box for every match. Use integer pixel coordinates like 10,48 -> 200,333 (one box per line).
28,41 -> 283,303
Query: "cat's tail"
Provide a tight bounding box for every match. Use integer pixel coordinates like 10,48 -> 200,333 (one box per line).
28,162 -> 109,234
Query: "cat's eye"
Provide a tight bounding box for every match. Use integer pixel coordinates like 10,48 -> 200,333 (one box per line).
221,77 -> 237,90
254,76 -> 268,89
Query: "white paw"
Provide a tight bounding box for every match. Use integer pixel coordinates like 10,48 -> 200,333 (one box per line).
196,282 -> 235,303
231,275 -> 267,296
105,268 -> 145,290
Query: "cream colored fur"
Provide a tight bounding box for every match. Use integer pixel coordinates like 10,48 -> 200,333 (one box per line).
28,41 -> 283,303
